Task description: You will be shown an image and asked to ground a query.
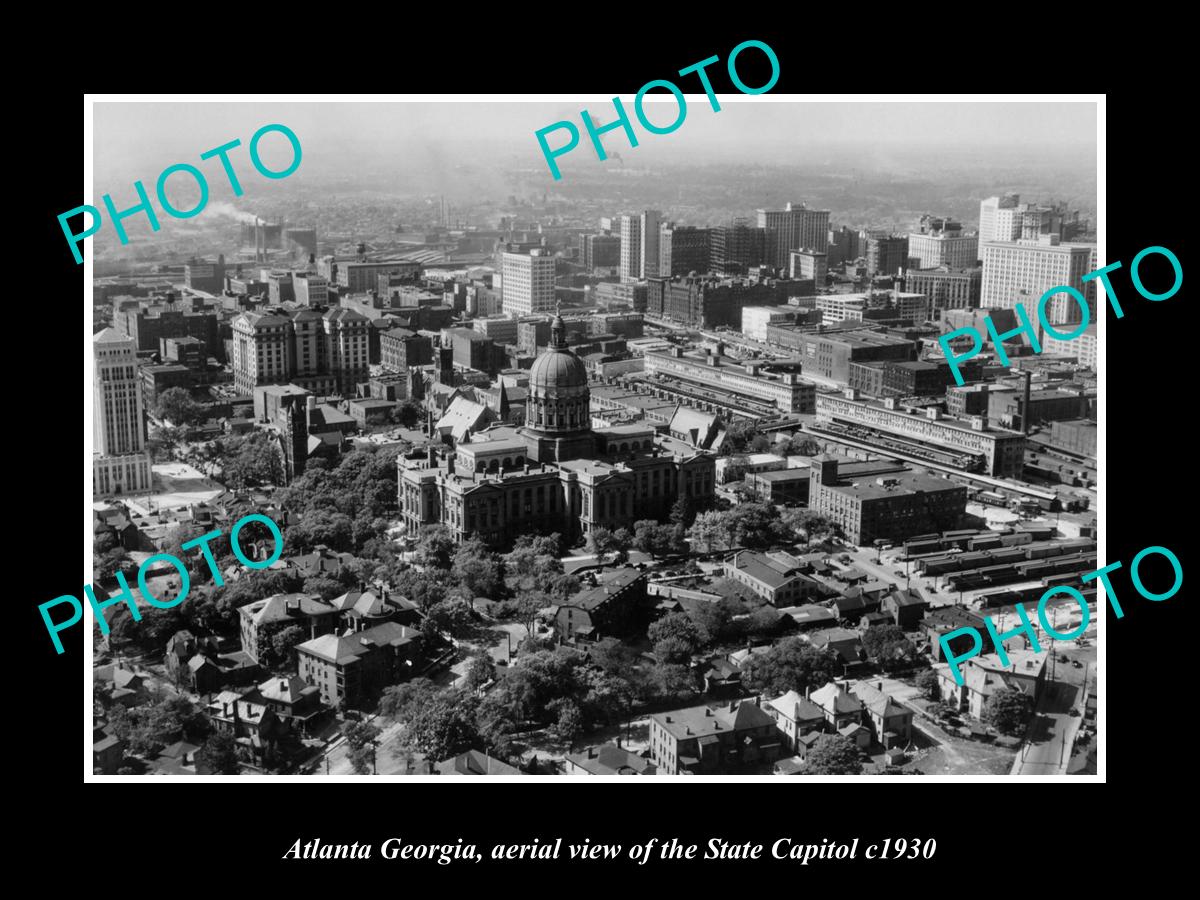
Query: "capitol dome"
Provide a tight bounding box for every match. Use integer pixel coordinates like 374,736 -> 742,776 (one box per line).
529,344 -> 588,394
526,314 -> 590,434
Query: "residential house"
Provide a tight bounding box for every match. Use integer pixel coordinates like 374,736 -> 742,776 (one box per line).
851,679 -> 914,748
92,726 -> 125,774
296,621 -> 422,709
883,588 -> 930,629
809,681 -> 866,731
555,567 -> 648,645
329,588 -> 418,632
433,750 -> 522,776
150,740 -> 201,776
95,665 -> 148,708
257,675 -> 325,733
648,699 -> 782,775
807,627 -> 864,666
936,649 -> 1047,720
766,690 -> 826,753
205,689 -> 286,761
288,544 -> 358,580
565,743 -> 657,776
238,593 -> 338,664
921,607 -> 989,661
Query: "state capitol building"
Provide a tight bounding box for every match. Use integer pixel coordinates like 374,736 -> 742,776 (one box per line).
399,315 -> 716,546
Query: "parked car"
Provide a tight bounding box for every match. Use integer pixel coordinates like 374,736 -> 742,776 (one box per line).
1072,660 -> 1083,668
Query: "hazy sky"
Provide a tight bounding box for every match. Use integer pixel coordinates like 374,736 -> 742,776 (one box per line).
94,99 -> 1098,183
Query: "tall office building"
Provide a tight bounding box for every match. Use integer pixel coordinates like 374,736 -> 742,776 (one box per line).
978,194 -> 1022,244
501,249 -> 556,317
618,214 -> 641,283
659,224 -> 711,276
93,328 -> 153,497
789,249 -> 827,286
640,209 -> 662,278
711,219 -> 772,275
907,225 -> 979,269
757,202 -> 831,270
866,236 -> 910,277
231,307 -> 370,396
979,194 -> 1083,245
980,235 -> 1096,342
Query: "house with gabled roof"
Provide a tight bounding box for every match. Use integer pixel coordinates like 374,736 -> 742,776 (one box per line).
766,690 -> 826,752
648,698 -> 781,775
565,743 -> 657,776
850,678 -> 913,748
238,592 -> 337,664
809,681 -> 866,731
296,622 -> 422,709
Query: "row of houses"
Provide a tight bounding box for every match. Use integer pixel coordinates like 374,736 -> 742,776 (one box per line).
647,677 -> 915,775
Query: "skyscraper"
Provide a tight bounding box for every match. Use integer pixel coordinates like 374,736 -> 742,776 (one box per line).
93,328 -> 153,497
618,214 -> 641,283
757,202 -> 831,270
980,235 -> 1096,341
659,224 -> 711,276
501,249 -> 556,317
640,209 -> 661,278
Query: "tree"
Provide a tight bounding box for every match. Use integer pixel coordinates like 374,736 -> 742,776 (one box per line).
397,400 -> 423,430
392,568 -> 446,611
779,508 -> 839,543
451,538 -> 503,597
262,625 -> 306,669
380,678 -> 440,722
421,599 -> 475,642
504,534 -> 564,593
861,625 -> 919,671
163,524 -> 232,582
400,691 -> 481,762
804,734 -> 864,775
861,625 -> 920,672
647,663 -> 697,703
687,510 -> 726,553
218,431 -> 284,489
915,669 -> 940,701
415,525 -> 456,570
648,613 -> 703,663
344,721 -> 381,774
303,576 -> 345,602
650,619 -> 702,663
287,508 -> 355,554
463,654 -> 496,692
669,496 -> 695,528
983,687 -> 1034,736
741,638 -> 841,696
548,698 -> 583,745
515,590 -> 548,644
587,527 -> 630,565
202,731 -> 241,775
633,520 -> 686,557
153,387 -> 205,427
94,547 -> 138,585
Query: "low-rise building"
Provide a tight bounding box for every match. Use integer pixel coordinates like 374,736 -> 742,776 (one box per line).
565,743 -> 658,776
296,621 -> 422,709
648,699 -> 781,775
555,567 -> 648,645
238,593 -> 338,665
935,649 -> 1047,720
765,690 -> 825,753
723,550 -> 820,607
